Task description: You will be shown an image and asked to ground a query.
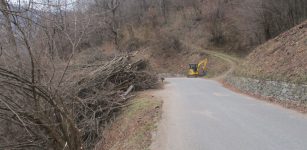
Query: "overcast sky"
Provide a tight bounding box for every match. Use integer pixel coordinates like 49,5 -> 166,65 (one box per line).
9,0 -> 76,10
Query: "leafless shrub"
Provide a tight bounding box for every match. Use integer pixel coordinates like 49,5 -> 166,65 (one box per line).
0,0 -> 158,149
0,53 -> 158,149
152,34 -> 185,57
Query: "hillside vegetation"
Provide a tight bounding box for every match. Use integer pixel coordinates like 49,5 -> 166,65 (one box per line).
235,21 -> 307,83
1,0 -> 307,149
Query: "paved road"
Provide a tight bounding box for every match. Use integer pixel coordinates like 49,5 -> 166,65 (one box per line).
151,78 -> 307,150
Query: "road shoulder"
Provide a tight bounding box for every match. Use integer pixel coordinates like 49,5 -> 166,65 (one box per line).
98,91 -> 162,150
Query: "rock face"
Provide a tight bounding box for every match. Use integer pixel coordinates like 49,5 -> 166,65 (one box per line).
224,76 -> 307,102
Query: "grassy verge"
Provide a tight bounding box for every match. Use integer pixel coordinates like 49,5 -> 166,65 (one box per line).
99,92 -> 162,150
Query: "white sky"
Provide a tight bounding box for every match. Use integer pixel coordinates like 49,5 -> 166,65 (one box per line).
9,0 -> 76,10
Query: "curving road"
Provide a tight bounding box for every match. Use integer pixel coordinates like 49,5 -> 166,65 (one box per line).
151,78 -> 307,150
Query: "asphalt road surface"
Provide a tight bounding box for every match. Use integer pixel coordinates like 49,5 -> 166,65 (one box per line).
151,78 -> 307,150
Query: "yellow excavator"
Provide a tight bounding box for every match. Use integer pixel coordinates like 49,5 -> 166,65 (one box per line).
188,58 -> 208,77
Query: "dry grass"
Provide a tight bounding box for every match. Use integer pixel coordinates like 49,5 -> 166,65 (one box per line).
234,20 -> 307,84
98,92 -> 162,150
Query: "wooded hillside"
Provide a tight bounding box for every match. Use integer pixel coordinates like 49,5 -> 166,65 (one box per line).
0,0 -> 306,149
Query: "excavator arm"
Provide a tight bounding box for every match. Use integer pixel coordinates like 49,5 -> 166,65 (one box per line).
197,58 -> 208,72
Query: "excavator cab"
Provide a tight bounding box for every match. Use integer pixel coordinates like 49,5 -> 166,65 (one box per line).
187,58 -> 208,77
188,64 -> 199,77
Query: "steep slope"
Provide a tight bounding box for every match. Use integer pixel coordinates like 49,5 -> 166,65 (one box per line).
235,20 -> 307,83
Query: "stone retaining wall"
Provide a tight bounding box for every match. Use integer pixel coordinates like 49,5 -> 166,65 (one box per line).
224,76 -> 307,102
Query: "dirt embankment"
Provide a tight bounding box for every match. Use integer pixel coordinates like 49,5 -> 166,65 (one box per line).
222,20 -> 307,113
235,20 -> 307,84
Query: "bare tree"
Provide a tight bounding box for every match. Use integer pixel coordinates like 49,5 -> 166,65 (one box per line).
0,0 -> 22,69
206,0 -> 227,46
159,0 -> 169,24
106,0 -> 120,46
0,0 -> 90,149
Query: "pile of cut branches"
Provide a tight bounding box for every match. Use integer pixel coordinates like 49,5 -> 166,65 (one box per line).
73,55 -> 158,149
0,55 -> 158,150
